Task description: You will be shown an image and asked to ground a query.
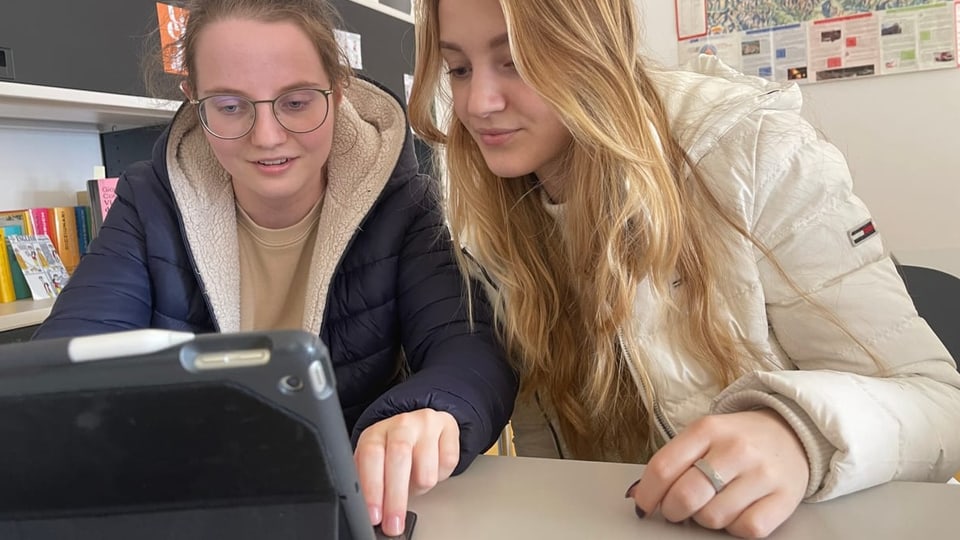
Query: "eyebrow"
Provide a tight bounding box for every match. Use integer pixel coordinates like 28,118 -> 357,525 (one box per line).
200,81 -> 328,96
439,32 -> 510,52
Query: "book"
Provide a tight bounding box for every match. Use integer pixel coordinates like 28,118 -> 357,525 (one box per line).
1,224 -> 31,300
75,205 -> 91,256
0,210 -> 33,235
27,208 -> 54,249
86,177 -> 120,235
0,230 -> 16,303
50,206 -> 81,274
7,235 -> 70,300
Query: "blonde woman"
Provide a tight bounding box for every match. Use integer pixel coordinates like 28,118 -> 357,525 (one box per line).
408,0 -> 960,537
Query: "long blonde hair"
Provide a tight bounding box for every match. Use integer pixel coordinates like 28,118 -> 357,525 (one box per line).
410,0 -> 753,460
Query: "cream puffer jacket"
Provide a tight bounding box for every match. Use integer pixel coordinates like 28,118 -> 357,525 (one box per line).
512,55 -> 960,502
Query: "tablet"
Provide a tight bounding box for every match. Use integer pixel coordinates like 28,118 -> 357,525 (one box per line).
0,329 -> 415,540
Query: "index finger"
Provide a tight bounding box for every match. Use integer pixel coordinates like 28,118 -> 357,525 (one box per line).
632,428 -> 711,516
355,432 -> 387,526
381,431 -> 415,536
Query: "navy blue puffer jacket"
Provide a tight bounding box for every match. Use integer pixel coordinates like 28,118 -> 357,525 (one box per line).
34,78 -> 517,473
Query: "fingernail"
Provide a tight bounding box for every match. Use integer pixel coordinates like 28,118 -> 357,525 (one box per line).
368,505 -> 382,525
386,515 -> 403,536
624,478 -> 641,498
635,505 -> 646,519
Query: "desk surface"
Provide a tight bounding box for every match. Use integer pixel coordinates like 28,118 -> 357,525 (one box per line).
409,455 -> 960,539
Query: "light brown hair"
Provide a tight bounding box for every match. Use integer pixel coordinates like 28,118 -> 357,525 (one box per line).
145,0 -> 351,98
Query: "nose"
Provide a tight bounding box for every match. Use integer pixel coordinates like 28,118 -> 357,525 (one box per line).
466,68 -> 506,118
248,102 -> 287,147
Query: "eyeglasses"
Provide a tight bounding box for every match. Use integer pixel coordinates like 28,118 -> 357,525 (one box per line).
190,88 -> 334,140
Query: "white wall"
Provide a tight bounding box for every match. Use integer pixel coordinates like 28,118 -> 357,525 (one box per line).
0,121 -> 103,210
636,1 -> 960,277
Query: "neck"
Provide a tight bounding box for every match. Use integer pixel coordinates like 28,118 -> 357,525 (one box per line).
235,174 -> 326,229
535,162 -> 566,204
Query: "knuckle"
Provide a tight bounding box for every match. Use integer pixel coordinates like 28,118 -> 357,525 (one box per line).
643,457 -> 671,481
438,449 -> 460,473
692,415 -> 722,435
354,440 -> 383,460
671,484 -> 701,512
395,411 -> 421,429
754,461 -> 777,484
659,504 -> 685,523
732,518 -> 774,539
385,438 -> 416,456
694,507 -> 728,530
727,436 -> 751,456
412,469 -> 439,492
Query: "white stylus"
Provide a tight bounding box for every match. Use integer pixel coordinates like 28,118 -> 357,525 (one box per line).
67,329 -> 197,363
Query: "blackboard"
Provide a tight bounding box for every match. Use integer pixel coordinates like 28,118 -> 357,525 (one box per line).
0,0 -> 415,100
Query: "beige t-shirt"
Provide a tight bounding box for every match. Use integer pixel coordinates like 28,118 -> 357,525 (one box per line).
237,199 -> 323,331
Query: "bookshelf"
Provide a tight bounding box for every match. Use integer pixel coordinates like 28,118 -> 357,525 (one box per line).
0,298 -> 54,332
0,81 -> 180,131
0,82 -> 180,332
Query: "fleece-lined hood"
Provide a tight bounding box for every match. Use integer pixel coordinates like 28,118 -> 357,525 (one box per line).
161,77 -> 408,333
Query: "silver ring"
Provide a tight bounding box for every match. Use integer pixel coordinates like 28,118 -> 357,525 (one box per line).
693,458 -> 727,493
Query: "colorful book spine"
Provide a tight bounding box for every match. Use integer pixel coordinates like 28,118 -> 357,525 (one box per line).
75,205 -> 91,256
1,224 -> 31,300
28,208 -> 54,248
0,210 -> 33,235
86,177 -> 120,234
51,206 -> 80,274
0,230 -> 16,303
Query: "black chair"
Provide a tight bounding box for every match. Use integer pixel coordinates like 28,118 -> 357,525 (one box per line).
896,264 -> 960,369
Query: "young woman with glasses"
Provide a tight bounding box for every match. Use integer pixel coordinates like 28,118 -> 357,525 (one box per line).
34,0 -> 518,535
408,0 -> 960,537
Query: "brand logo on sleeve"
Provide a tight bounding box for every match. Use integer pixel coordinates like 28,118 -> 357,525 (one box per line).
848,219 -> 877,246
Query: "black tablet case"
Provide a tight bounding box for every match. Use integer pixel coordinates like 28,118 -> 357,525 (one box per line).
0,330 -> 374,540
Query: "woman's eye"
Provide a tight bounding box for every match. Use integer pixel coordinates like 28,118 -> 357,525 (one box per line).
209,97 -> 248,115
446,66 -> 470,79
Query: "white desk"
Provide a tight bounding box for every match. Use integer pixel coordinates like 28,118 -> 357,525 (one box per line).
409,456 -> 960,539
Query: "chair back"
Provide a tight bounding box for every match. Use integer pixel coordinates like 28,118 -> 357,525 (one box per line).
897,264 -> 960,369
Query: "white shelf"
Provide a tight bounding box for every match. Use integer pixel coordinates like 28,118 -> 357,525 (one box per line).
0,81 -> 180,131
0,82 -> 176,332
0,298 -> 54,332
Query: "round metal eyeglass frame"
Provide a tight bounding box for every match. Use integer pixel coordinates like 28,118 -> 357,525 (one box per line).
188,88 -> 335,140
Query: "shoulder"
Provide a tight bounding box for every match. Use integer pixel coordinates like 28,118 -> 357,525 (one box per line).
647,55 -> 806,164
374,172 -> 443,223
113,158 -> 175,208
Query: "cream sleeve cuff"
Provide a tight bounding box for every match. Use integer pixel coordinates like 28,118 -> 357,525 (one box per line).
711,389 -> 836,499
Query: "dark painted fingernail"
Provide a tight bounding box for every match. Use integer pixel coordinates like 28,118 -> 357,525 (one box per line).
635,505 -> 646,519
624,478 -> 641,498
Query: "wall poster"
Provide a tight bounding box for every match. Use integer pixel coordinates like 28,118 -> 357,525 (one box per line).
676,1 -> 959,83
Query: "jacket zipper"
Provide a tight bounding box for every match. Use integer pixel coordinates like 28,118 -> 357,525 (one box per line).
616,329 -> 677,440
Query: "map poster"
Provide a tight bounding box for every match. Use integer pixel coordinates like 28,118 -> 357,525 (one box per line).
678,1 -> 957,84
705,1 -> 946,34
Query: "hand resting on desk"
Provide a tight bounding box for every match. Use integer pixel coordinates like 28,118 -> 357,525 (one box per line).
627,410 -> 809,539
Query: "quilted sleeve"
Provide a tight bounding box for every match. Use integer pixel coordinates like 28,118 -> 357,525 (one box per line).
712,108 -> 960,501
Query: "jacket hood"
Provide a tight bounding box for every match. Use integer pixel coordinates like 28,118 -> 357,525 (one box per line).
153,77 -> 410,333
